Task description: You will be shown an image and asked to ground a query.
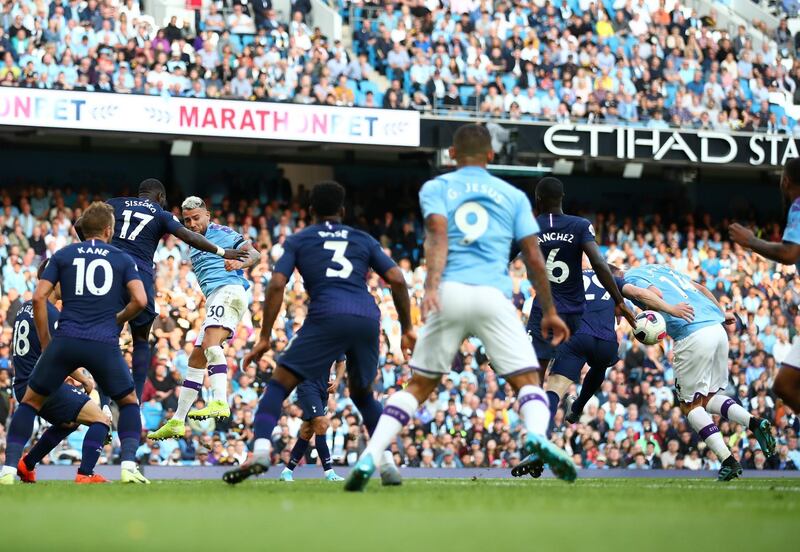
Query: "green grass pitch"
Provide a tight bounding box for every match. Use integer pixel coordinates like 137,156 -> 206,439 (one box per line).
1,478 -> 797,551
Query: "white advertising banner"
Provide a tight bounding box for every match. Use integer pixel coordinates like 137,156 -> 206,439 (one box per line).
0,88 -> 421,147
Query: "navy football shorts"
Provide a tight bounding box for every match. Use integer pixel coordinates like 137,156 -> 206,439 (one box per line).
278,315 -> 379,391
130,273 -> 157,329
550,333 -> 619,383
295,378 -> 329,421
527,309 -> 583,361
28,337 -> 135,401
15,382 -> 90,426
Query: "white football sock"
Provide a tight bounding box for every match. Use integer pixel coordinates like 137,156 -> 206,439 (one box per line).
172,367 -> 206,422
253,438 -> 271,465
121,460 -> 137,472
363,391 -> 418,465
209,372 -> 228,404
381,449 -> 398,471
687,406 -> 731,461
518,385 -> 551,438
706,395 -> 752,427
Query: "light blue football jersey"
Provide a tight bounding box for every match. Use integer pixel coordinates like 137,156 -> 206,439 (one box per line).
783,197 -> 800,272
419,166 -> 539,297
189,223 -> 250,297
624,264 -> 724,341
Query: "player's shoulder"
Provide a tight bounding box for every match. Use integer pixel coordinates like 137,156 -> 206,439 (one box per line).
564,213 -> 592,228
208,223 -> 237,235
789,198 -> 800,217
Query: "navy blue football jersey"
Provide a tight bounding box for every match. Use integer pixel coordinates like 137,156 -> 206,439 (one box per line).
576,271 -> 626,342
11,300 -> 59,390
533,213 -> 595,314
107,197 -> 183,277
40,239 -> 142,345
274,222 -> 397,320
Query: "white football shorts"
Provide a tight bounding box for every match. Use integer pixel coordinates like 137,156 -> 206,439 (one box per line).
409,281 -> 539,378
672,323 -> 729,403
195,284 -> 248,346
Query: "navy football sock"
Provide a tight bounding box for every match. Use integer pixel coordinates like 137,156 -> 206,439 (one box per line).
315,434 -> 333,471
117,403 -> 142,463
352,394 -> 382,436
254,381 -> 289,443
287,437 -> 309,470
78,423 -> 110,475
546,390 -> 561,419
4,403 -> 38,469
24,425 -> 74,470
573,365 -> 607,416
132,340 -> 151,402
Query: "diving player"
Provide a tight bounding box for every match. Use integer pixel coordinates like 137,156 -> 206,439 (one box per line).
730,157 -> 800,413
345,123 -> 574,492
528,178 -> 635,416
1,202 -> 150,484
78,179 -> 248,401
280,357 -> 347,482
147,196 -> 259,440
620,264 -> 775,480
222,181 -> 414,485
4,260 -> 112,484
513,269 -> 695,478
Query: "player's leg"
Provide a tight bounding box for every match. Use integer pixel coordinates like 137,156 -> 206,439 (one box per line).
568,339 -> 618,424
310,416 -> 342,481
476,287 -> 576,482
674,326 -> 740,481
347,372 -> 440,492
773,340 -> 800,412
281,421 -> 314,482
129,275 -> 157,401
73,397 -> 112,483
1,340 -> 71,484
17,424 -> 74,483
188,326 -> 233,421
130,320 -> 154,403
88,344 -> 149,484
706,330 -> 775,456
527,308 -> 555,372
346,284 -> 467,492
223,364 -> 301,485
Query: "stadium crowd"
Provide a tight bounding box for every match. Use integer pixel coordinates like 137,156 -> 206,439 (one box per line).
0,181 -> 798,474
2,0 -> 800,130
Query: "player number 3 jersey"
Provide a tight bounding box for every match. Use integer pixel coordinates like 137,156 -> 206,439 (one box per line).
419,166 -> 539,298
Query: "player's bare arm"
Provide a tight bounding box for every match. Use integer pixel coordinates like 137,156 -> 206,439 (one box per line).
583,241 -> 636,326
729,222 -> 800,265
382,265 -> 416,356
224,241 -> 261,271
243,271 -> 288,367
691,281 -> 735,324
518,234 -> 570,346
421,213 -> 448,320
620,283 -> 694,322
173,225 -> 249,261
116,279 -> 147,326
32,279 -> 55,350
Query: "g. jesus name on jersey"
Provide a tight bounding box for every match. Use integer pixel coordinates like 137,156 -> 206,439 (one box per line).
533,213 -> 596,314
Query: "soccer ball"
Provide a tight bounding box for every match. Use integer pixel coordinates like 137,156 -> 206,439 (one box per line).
633,311 -> 667,345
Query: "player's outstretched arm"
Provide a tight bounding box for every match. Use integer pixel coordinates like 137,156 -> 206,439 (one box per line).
518,234 -> 570,346
117,279 -> 147,326
583,241 -> 636,326
422,214 -> 448,320
32,279 -> 55,350
328,359 -> 347,394
173,226 -> 249,261
224,241 -> 261,271
729,223 -> 800,265
620,283 -> 694,322
243,272 -> 288,367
